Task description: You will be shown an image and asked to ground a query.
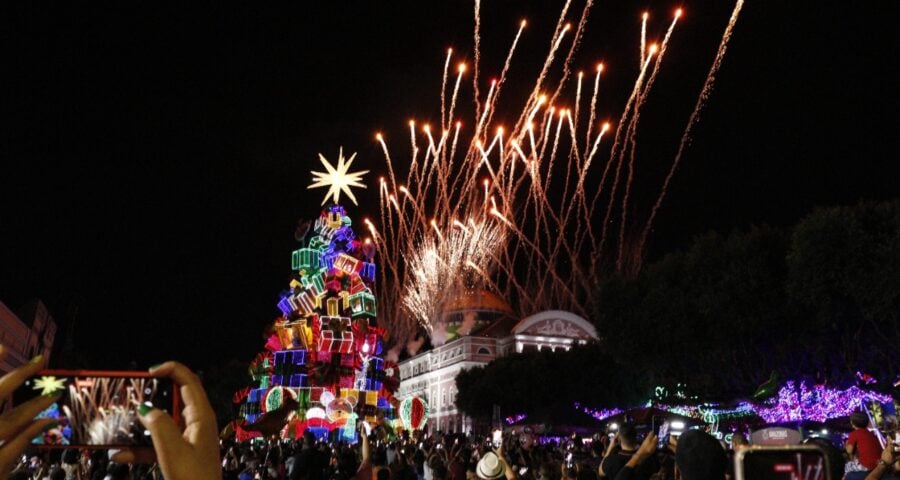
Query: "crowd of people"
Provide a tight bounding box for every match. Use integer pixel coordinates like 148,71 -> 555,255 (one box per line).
1,346 -> 898,480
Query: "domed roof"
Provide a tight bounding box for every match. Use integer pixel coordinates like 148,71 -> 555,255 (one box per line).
442,289 -> 514,315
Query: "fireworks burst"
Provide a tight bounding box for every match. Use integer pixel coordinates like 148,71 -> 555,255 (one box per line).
366,2 -> 745,339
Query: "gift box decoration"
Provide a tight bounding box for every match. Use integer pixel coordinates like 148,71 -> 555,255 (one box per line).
360,262 -> 376,282
292,290 -> 317,315
340,388 -> 360,404
334,253 -> 362,275
318,330 -> 354,353
326,297 -> 340,317
326,210 -> 343,229
308,235 -> 327,251
292,248 -> 321,272
365,391 -> 378,406
287,373 -> 308,388
339,374 -> 354,389
348,275 -> 366,294
277,296 -> 294,317
349,291 -> 377,318
308,272 -> 326,298
362,378 -> 383,392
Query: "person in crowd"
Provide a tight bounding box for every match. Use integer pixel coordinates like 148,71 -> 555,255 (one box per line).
611,430 -> 727,480
599,424 -> 658,480
847,411 -> 883,480
292,430 -> 326,480
865,437 -> 898,480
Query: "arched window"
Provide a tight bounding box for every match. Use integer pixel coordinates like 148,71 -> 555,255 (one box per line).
477,347 -> 491,355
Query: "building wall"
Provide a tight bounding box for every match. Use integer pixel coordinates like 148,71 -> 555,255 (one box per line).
397,310 -> 597,434
0,301 -> 57,375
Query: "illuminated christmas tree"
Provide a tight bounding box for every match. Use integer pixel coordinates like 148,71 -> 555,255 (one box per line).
233,150 -> 397,441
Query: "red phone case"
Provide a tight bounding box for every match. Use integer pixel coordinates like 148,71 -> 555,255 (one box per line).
23,369 -> 182,449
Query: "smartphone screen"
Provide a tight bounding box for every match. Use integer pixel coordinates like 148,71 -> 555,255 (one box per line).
15,370 -> 178,448
735,446 -> 829,480
657,421 -> 670,449
492,429 -> 502,448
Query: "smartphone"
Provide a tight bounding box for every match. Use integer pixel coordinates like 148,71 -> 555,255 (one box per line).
436,443 -> 443,450
657,421 -> 670,449
565,452 -> 573,468
15,370 -> 179,448
492,429 -> 502,449
734,445 -> 830,480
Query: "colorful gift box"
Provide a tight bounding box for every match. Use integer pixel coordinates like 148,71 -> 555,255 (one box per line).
334,253 -> 362,275
292,248 -> 321,271
308,235 -> 327,251
277,296 -> 294,316
318,330 -> 354,353
360,262 -> 376,282
365,391 -> 378,406
287,374 -> 308,388
293,290 -> 317,315
348,275 -> 366,294
326,297 -> 340,317
327,210 -> 343,229
349,291 -> 377,318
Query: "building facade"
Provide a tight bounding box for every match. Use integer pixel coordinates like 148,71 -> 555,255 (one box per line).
0,300 -> 57,374
397,309 -> 598,433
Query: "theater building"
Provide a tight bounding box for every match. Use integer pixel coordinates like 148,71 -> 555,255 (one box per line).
397,290 -> 598,433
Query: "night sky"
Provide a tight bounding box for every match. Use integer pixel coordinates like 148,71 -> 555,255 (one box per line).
2,2 -> 897,371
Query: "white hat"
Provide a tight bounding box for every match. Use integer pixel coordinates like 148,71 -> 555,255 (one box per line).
477,452 -> 505,480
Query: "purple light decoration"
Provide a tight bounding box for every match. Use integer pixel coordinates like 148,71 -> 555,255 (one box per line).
573,381 -> 894,426
574,402 -> 624,421
754,381 -> 892,423
504,413 -> 528,425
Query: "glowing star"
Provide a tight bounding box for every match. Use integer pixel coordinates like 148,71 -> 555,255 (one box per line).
307,148 -> 369,206
32,376 -> 66,396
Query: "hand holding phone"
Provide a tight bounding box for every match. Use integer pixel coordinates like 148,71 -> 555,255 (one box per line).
735,445 -> 829,480
0,349 -> 58,480
15,370 -> 178,448
492,429 -> 503,449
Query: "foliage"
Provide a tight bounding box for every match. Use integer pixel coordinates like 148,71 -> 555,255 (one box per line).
786,200 -> 900,381
455,200 -> 900,419
455,344 -> 646,422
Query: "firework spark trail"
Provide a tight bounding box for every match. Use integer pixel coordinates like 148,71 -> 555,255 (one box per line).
584,63 -> 603,153
548,0 -> 595,110
441,49 -> 452,129
593,49 -> 656,260
617,11 -> 682,271
638,0 -> 746,267
641,12 -> 648,67
573,72 -> 584,143
483,20 -> 527,136
374,2 -> 744,338
473,0 -> 482,120
511,0 -> 574,143
448,64 -> 465,135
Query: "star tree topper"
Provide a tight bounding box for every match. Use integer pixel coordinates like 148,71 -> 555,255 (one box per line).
307,148 -> 369,205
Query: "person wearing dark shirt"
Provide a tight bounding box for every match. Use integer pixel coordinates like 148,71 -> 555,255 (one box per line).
292,431 -> 325,480
599,424 -> 658,480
